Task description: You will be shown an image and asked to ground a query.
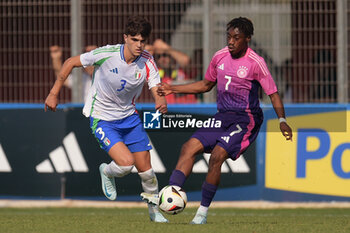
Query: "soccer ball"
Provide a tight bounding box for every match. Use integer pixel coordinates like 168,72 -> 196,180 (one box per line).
158,185 -> 187,215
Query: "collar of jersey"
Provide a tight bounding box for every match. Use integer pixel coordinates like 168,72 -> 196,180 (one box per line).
120,44 -> 141,63
244,47 -> 251,58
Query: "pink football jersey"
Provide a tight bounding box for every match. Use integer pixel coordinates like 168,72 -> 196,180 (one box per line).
205,47 -> 277,113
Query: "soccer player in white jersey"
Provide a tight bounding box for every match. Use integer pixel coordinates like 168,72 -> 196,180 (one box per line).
143,17 -> 293,224
45,16 -> 168,223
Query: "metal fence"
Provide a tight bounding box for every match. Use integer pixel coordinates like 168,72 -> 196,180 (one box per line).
0,0 -> 348,103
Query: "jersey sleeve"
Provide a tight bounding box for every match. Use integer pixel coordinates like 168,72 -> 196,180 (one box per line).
254,57 -> 277,95
205,55 -> 218,82
80,45 -> 116,68
145,56 -> 161,89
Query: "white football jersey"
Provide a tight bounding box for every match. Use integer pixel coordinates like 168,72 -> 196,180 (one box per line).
80,44 -> 160,121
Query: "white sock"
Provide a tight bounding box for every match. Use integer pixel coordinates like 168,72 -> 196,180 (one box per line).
104,161 -> 133,178
197,205 -> 208,215
138,169 -> 158,194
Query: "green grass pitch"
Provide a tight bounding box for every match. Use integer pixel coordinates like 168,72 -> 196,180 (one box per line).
1,207 -> 350,233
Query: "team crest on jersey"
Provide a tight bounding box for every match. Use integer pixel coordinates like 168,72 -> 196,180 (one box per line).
135,70 -> 142,79
237,65 -> 248,78
103,137 -> 111,146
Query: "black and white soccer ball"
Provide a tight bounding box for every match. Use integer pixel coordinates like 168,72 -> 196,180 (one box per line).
158,185 -> 187,215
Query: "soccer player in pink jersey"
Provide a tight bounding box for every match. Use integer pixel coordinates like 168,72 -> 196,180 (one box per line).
144,17 -> 293,224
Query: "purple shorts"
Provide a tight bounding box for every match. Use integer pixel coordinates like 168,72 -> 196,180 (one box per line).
191,111 -> 263,160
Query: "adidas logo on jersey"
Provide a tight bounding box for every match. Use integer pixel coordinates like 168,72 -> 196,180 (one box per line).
110,67 -> 118,74
218,63 -> 224,70
221,136 -> 230,143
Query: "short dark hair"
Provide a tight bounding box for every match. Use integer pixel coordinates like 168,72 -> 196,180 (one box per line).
124,16 -> 152,39
226,17 -> 254,38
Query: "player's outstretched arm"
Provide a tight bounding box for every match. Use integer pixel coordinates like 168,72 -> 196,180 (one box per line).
45,55 -> 83,112
151,86 -> 168,114
269,92 -> 293,141
157,79 -> 216,96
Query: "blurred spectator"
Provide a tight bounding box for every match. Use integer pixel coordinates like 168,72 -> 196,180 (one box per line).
146,39 -> 197,103
311,49 -> 337,102
280,59 -> 293,103
50,45 -> 97,101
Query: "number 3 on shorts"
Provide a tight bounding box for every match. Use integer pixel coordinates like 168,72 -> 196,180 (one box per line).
96,127 -> 105,140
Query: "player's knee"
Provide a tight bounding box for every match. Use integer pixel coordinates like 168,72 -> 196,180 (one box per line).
209,151 -> 227,169
118,165 -> 134,177
180,142 -> 191,155
181,138 -> 203,156
106,161 -> 134,177
118,156 -> 135,167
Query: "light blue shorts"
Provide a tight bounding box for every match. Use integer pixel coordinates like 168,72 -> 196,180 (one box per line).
90,113 -> 152,153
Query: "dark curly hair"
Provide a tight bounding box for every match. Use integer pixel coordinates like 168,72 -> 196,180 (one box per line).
226,17 -> 254,38
124,16 -> 152,39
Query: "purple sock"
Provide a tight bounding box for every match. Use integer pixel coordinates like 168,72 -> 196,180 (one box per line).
200,181 -> 217,207
169,169 -> 186,187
